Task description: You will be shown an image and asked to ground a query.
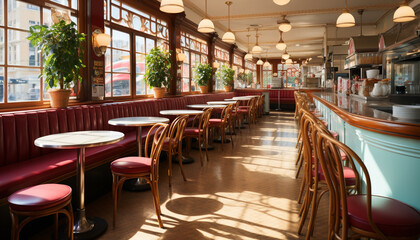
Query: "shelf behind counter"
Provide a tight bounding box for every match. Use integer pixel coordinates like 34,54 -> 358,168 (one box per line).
308,91 -> 420,211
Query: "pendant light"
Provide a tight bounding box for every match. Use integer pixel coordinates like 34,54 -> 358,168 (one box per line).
252,28 -> 262,54
276,30 -> 287,51
222,1 -> 236,43
263,52 -> 270,68
285,58 -> 293,65
198,0 -> 215,33
244,31 -> 253,60
278,15 -> 292,32
273,0 -> 290,6
393,0 -> 416,23
282,49 -> 290,60
257,58 -> 264,65
160,0 -> 184,13
336,0 -> 355,28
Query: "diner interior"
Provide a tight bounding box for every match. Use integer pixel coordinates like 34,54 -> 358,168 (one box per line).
0,0 -> 420,239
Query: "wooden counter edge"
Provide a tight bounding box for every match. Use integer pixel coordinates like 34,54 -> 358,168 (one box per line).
308,92 -> 420,140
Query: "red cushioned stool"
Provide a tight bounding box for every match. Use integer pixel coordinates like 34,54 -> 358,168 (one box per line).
8,184 -> 73,240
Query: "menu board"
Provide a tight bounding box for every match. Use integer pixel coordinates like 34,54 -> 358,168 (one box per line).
92,60 -> 105,99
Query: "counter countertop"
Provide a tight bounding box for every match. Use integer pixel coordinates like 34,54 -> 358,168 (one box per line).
309,92 -> 420,139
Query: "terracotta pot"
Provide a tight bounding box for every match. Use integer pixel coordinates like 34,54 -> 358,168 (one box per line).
224,86 -> 232,92
48,89 -> 71,108
152,87 -> 165,99
199,85 -> 208,93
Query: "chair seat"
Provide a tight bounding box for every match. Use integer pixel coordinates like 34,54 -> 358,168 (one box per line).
8,184 -> 72,211
209,119 -> 225,126
183,128 -> 203,136
238,106 -> 249,110
330,131 -> 339,139
162,137 -> 177,149
237,109 -> 249,113
111,156 -> 151,174
347,195 -> 420,237
316,166 -> 356,186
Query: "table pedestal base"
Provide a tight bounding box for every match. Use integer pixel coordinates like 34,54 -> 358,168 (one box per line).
173,155 -> 194,164
192,143 -> 214,151
74,217 -> 107,240
123,178 -> 151,191
213,137 -> 231,144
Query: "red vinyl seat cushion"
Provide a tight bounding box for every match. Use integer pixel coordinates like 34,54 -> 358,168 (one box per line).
111,156 -> 151,174
8,184 -> 72,211
316,166 -> 356,186
347,195 -> 420,237
183,128 -> 203,136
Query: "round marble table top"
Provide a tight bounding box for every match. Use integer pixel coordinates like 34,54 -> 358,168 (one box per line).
35,130 -> 124,149
160,109 -> 203,116
108,116 -> 169,127
207,101 -> 236,105
187,104 -> 225,109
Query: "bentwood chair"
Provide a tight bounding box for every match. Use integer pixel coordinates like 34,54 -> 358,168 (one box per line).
111,123 -> 169,228
229,100 -> 241,134
8,184 -> 73,240
183,108 -> 212,165
237,98 -> 256,128
315,129 -> 420,240
162,115 -> 188,187
209,104 -> 234,150
297,109 -> 358,239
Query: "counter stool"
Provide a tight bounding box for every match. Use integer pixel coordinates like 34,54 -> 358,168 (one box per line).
8,184 -> 73,240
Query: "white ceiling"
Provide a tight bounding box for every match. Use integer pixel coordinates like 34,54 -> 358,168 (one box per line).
182,0 -> 406,60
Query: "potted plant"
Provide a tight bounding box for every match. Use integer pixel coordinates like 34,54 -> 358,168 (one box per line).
144,47 -> 172,98
217,65 -> 235,92
238,71 -> 252,88
28,20 -> 85,108
194,63 -> 212,93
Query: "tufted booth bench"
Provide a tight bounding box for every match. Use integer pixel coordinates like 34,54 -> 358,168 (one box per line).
0,92 -> 235,203
269,89 -> 296,110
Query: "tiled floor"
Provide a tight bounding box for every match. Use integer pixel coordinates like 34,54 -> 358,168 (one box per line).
35,111 -> 330,239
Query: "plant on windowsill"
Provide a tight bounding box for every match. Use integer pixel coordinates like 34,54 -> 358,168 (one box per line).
28,19 -> 85,108
144,47 -> 172,98
217,65 -> 235,92
194,63 -> 212,93
237,71 -> 252,88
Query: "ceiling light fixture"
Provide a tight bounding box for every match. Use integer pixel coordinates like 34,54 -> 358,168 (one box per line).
222,1 -> 235,43
282,49 -> 290,60
336,0 -> 355,28
273,0 -> 290,6
257,58 -> 264,65
286,58 -> 293,64
198,0 -> 215,33
393,0 -> 416,22
278,15 -> 292,32
160,0 -> 184,13
276,30 -> 287,51
252,28 -> 262,54
263,51 -> 271,67
244,30 -> 253,60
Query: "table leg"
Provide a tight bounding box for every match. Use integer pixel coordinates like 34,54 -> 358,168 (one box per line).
74,147 -> 108,239
123,126 -> 151,192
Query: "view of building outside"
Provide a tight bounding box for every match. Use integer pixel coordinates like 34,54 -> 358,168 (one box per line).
214,46 -> 230,90
262,64 -> 272,88
278,63 -> 301,87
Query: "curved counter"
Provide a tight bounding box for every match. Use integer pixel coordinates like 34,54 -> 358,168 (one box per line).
309,92 -> 420,211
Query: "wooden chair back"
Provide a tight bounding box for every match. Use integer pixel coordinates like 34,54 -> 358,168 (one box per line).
168,115 -> 188,148
314,127 -> 381,240
144,123 -> 169,179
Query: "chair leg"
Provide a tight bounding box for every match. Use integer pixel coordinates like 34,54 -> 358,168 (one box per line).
204,132 -> 210,162
229,124 -> 234,147
168,150 -> 173,187
178,144 -> 187,181
295,153 -> 303,179
220,127 -> 224,151
10,212 -> 18,240
197,135 -> 203,166
298,190 -> 313,235
297,172 -> 307,204
150,180 -> 163,228
306,188 -> 319,240
296,143 -> 303,166
296,131 -> 302,148
112,174 -> 121,228
67,203 -> 74,240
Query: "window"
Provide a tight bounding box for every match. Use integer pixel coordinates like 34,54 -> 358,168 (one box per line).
104,0 -> 169,97
245,60 -> 256,85
0,0 -> 79,105
180,31 -> 208,92
262,64 -> 272,88
214,46 -> 230,91
278,63 -> 301,88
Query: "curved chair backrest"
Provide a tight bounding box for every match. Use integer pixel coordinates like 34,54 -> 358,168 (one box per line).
145,123 -> 170,178
168,115 -> 188,148
220,104 -> 233,122
314,127 -> 382,239
201,107 -> 213,131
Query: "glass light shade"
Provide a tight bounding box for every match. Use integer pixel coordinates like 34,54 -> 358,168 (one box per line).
244,69 -> 251,74
252,45 -> 262,54
244,53 -> 253,60
263,61 -> 270,67
279,23 -> 292,32
213,62 -> 220,68
198,18 -> 215,33
96,33 -> 111,47
222,31 -> 236,43
285,58 -> 293,64
257,59 -> 264,65
273,0 -> 290,6
176,52 -> 186,62
276,42 -> 287,51
336,11 -> 355,28
282,52 -> 290,60
160,0 -> 184,13
393,5 -> 416,22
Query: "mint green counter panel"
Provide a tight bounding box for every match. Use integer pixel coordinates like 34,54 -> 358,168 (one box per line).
313,99 -> 420,211
345,124 -> 420,211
